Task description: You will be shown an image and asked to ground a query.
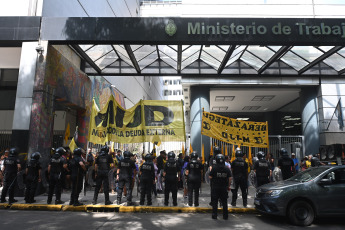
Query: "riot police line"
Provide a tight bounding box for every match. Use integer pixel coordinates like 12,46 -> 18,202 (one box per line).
0,145 -> 306,216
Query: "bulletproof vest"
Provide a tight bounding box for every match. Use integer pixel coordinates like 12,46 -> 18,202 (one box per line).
209,157 -> 217,167
188,159 -> 202,183
311,157 -> 320,167
141,162 -> 153,180
50,156 -> 64,174
27,160 -> 40,179
211,164 -> 229,187
232,158 -> 247,178
166,159 -> 178,175
97,155 -> 110,172
280,157 -> 293,179
4,156 -> 18,174
119,158 -> 133,178
70,156 -> 83,176
256,159 -> 270,177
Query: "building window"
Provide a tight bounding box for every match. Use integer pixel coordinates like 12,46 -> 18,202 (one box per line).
164,90 -> 172,96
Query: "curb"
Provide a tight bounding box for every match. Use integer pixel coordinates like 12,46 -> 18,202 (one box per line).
0,203 -> 257,214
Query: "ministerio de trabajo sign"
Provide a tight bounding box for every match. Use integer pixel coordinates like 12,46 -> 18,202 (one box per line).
41,17 -> 345,45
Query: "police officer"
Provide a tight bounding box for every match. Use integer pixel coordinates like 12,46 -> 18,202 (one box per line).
1,147 -> 21,203
93,145 -> 114,205
278,148 -> 295,180
311,153 -> 322,167
254,151 -> 271,187
209,154 -> 232,220
139,154 -> 155,206
47,147 -> 67,204
25,152 -> 41,203
69,148 -> 86,206
163,151 -> 180,206
116,151 -> 137,205
231,148 -> 248,207
185,151 -> 203,207
208,146 -> 220,206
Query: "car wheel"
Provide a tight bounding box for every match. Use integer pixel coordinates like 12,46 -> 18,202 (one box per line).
288,200 -> 315,226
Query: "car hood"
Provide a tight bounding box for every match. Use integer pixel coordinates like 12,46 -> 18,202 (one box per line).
258,180 -> 302,190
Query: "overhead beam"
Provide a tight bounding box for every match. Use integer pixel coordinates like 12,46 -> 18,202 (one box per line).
299,46 -> 343,75
177,45 -> 182,74
71,45 -> 102,75
124,45 -> 141,74
258,46 -> 291,74
339,68 -> 345,75
217,45 -> 236,75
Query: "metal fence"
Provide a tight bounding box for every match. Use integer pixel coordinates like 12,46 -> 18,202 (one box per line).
211,135 -> 304,165
0,130 -> 12,151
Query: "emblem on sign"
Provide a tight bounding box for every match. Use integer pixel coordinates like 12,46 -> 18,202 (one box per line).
165,20 -> 177,36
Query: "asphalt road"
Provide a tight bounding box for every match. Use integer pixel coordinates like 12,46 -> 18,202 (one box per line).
0,210 -> 344,230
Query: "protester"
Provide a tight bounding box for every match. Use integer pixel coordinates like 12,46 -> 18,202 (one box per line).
291,153 -> 299,174
181,156 -> 190,202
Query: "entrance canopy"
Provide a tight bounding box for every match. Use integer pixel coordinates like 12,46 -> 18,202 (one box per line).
41,17 -> 345,76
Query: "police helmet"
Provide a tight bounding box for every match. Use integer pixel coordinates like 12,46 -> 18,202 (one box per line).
280,148 -> 288,157
235,148 -> 243,158
9,147 -> 19,157
101,145 -> 109,154
257,151 -> 265,159
50,148 -> 56,156
144,154 -> 152,162
213,146 -> 221,155
73,148 -> 84,156
123,151 -> 132,159
56,147 -> 66,156
31,152 -> 41,161
191,151 -> 198,159
216,154 -> 225,165
168,151 -> 175,159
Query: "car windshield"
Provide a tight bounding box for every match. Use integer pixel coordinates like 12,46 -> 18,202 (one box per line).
286,167 -> 329,182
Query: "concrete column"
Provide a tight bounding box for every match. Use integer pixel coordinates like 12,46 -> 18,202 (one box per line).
190,86 -> 210,159
300,87 -> 320,156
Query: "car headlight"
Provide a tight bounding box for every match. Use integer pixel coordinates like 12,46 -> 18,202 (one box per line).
265,190 -> 283,197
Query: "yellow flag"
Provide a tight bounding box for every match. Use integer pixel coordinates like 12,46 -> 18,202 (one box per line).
225,144 -> 228,156
210,145 -> 214,156
152,145 -> 156,157
69,138 -> 78,153
64,123 -> 70,144
231,145 -> 235,162
202,143 -> 205,164
190,142 -> 193,154
248,146 -> 253,165
111,142 -> 114,153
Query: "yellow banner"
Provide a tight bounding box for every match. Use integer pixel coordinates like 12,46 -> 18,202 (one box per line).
201,111 -> 269,148
88,95 -> 186,144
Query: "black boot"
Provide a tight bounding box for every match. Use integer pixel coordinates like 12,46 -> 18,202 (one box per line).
92,193 -> 98,205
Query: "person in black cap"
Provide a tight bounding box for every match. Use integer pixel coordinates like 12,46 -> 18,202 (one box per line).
139,154 -> 155,206
47,147 -> 68,204
116,151 -> 137,205
25,152 -> 41,203
254,151 -> 271,187
92,145 -> 114,205
163,151 -> 180,206
278,148 -> 295,180
209,153 -> 232,220
69,148 -> 86,206
1,147 -> 21,203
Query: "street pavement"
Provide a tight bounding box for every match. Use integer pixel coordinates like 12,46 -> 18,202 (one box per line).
1,210 -> 344,230
0,181 -> 255,208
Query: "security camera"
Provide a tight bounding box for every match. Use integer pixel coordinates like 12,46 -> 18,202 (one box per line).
35,45 -> 44,54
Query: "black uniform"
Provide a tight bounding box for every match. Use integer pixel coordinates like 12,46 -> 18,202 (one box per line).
254,159 -> 270,187
117,158 -> 136,204
186,159 -> 202,206
1,156 -> 20,203
209,164 -> 231,219
139,161 -> 155,205
25,159 -> 41,203
278,156 -> 294,180
164,158 -> 180,206
69,156 -> 85,205
48,154 -> 66,204
93,153 -> 113,204
231,158 -> 248,207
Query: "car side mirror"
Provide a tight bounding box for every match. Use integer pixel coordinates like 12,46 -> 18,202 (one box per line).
319,178 -> 332,185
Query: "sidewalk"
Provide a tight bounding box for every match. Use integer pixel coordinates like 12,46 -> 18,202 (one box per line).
0,182 -> 257,213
